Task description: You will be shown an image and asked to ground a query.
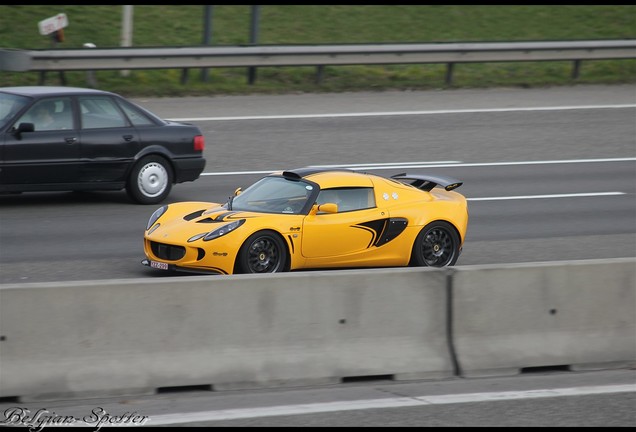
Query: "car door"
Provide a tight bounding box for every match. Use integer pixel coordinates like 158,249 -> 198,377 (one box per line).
77,95 -> 140,183
301,187 -> 384,259
2,97 -> 79,185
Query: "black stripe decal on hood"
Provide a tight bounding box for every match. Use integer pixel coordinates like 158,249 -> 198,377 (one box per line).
214,211 -> 240,221
196,211 -> 243,223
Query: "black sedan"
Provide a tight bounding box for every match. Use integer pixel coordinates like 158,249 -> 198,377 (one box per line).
0,86 -> 206,204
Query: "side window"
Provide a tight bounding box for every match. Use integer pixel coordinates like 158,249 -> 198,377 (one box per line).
118,100 -> 155,126
0,93 -> 29,129
15,97 -> 73,131
317,187 -> 376,213
79,96 -> 128,129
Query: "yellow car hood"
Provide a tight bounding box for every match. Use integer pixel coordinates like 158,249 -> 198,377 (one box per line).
148,201 -> 289,241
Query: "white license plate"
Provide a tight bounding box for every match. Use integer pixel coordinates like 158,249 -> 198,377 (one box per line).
150,260 -> 169,270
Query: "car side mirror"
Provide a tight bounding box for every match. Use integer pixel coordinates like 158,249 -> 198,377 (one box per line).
320,203 -> 339,213
234,187 -> 242,196
13,122 -> 34,139
309,202 -> 338,215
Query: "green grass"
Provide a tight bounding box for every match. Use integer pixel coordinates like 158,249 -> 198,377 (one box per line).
1,5 -> 635,97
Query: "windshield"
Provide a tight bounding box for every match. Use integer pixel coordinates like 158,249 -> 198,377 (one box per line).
230,176 -> 316,214
0,92 -> 30,129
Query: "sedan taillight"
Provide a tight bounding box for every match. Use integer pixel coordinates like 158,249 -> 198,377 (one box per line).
193,135 -> 205,151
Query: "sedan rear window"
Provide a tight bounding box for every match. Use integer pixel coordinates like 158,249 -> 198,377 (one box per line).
79,96 -> 128,129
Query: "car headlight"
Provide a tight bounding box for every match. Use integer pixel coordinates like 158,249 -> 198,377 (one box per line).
146,205 -> 168,231
188,219 -> 245,242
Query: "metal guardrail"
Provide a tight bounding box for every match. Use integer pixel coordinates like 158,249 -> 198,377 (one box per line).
1,39 -> 635,86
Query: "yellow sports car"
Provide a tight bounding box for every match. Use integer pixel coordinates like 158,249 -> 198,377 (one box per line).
142,167 -> 468,275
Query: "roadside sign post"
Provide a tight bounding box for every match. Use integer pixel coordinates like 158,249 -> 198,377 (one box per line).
38,13 -> 68,37
37,13 -> 69,85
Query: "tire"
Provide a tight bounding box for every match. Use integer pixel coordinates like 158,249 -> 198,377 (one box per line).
126,155 -> 173,205
236,230 -> 287,274
411,221 -> 460,267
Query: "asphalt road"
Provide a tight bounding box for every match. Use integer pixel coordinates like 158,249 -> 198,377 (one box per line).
0,84 -> 634,283
0,85 -> 634,426
1,369 -> 634,427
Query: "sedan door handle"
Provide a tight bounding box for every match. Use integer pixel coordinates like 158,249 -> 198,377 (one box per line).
123,135 -> 134,141
65,137 -> 77,144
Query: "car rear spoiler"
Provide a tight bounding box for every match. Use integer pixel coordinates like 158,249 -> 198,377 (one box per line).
391,173 -> 463,192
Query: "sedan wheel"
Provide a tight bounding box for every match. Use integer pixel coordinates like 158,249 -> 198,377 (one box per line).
237,231 -> 287,274
127,155 -> 173,204
411,221 -> 460,267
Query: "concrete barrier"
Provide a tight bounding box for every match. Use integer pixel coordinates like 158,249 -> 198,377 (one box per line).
0,267 -> 452,401
452,258 -> 636,377
1,258 -> 634,401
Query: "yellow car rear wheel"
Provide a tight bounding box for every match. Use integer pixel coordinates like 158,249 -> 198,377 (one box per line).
411,221 -> 460,267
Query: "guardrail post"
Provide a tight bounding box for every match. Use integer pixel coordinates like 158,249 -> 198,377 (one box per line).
572,60 -> 581,79
316,65 -> 324,84
38,70 -> 67,86
445,62 -> 454,86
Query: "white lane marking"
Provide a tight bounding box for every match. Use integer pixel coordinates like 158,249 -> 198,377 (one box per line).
200,157 -> 636,176
313,161 -> 462,167
468,192 -> 626,201
319,157 -> 636,171
201,170 -> 280,176
167,104 -> 636,122
143,384 -> 636,425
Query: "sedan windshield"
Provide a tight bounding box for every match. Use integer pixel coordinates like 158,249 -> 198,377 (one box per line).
0,92 -> 30,129
230,176 -> 315,214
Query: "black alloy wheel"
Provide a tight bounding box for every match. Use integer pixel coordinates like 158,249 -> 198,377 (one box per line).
411,221 -> 460,267
237,230 -> 287,274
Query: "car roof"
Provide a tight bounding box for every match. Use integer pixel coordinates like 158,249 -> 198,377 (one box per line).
0,86 -> 116,97
274,167 -> 377,188
281,167 -> 355,178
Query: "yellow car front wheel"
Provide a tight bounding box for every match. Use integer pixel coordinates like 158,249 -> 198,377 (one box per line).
236,230 -> 288,274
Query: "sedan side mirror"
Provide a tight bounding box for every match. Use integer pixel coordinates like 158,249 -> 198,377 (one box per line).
13,122 -> 34,139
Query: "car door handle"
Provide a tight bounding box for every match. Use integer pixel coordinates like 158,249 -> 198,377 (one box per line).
65,137 -> 77,144
123,135 -> 134,141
